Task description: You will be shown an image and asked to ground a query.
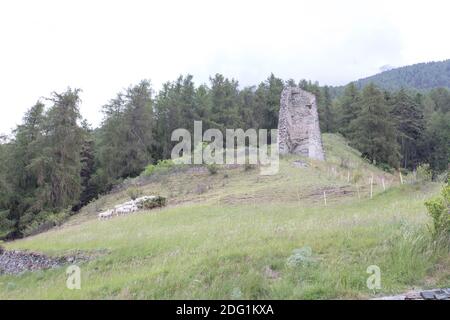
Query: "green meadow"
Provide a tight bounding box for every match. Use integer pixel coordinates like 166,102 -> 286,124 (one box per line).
1,134 -> 448,299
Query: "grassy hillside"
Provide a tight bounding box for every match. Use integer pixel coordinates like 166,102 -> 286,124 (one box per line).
0,134 -> 448,299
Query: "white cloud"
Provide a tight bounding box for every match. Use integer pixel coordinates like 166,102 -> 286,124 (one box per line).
0,0 -> 449,133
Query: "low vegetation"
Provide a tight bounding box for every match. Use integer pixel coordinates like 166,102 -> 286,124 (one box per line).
0,134 -> 448,299
425,178 -> 450,239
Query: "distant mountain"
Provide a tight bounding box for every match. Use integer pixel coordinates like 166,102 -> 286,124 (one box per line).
353,59 -> 450,91
379,64 -> 395,73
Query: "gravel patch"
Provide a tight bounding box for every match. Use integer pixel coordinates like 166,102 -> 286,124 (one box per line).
0,250 -> 92,275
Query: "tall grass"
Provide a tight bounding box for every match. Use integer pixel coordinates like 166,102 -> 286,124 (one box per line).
0,134 -> 447,299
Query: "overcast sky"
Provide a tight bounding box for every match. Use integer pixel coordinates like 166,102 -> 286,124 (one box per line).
1,0 -> 449,133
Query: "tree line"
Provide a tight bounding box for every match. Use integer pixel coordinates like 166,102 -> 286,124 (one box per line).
0,74 -> 449,239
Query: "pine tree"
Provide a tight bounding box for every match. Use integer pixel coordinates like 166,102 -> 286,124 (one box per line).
154,76 -> 197,159
40,88 -> 84,209
349,84 -> 400,167
254,74 -> 284,130
209,74 -> 242,130
97,80 -> 155,180
423,112 -> 450,172
0,141 -> 14,238
5,102 -> 46,235
336,83 -> 361,137
429,88 -> 450,113
73,120 -> 97,211
391,89 -> 425,169
238,86 -> 258,129
319,86 -> 335,133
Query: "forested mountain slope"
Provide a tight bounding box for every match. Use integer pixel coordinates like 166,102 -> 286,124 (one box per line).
354,59 -> 450,91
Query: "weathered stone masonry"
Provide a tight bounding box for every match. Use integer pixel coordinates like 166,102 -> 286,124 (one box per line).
277,87 -> 325,160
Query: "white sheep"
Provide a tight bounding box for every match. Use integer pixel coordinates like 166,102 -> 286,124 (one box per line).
98,209 -> 114,220
98,196 -> 153,220
116,204 -> 137,215
135,196 -> 155,202
116,207 -> 128,215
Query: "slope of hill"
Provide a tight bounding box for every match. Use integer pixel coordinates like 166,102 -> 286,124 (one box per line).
0,134 -> 448,299
354,59 -> 450,91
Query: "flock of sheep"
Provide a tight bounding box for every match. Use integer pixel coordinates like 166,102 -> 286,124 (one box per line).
98,196 -> 155,220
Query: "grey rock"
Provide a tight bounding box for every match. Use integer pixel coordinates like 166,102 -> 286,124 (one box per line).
0,250 -> 90,275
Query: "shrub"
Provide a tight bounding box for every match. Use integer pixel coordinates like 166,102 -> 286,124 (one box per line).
94,196 -> 107,213
436,171 -> 449,183
143,164 -> 156,176
142,159 -> 176,177
425,178 -> 450,239
0,244 -> 4,254
399,167 -> 409,176
127,187 -> 142,200
207,164 -> 219,175
21,210 -> 69,237
140,196 -> 167,210
0,210 -> 14,239
230,287 -> 243,299
377,162 -> 393,173
415,163 -> 432,183
156,159 -> 175,170
286,247 -> 314,268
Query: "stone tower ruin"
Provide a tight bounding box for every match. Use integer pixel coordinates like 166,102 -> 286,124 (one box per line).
277,87 -> 325,160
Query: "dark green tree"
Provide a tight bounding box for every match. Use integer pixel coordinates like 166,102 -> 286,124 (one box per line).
97,80 -> 155,181
209,74 -> 242,130
318,86 -> 335,133
35,89 -> 84,210
423,112 -> 450,172
336,83 -> 361,137
391,89 -> 425,169
349,84 -> 400,167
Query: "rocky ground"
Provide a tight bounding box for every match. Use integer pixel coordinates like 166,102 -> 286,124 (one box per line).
0,249 -> 91,275
374,289 -> 450,300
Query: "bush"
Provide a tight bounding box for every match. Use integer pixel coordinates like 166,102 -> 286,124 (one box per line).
20,210 -> 69,237
399,167 -> 409,176
377,162 -> 393,173
0,244 -> 4,254
127,187 -> 142,200
142,164 -> 156,176
140,196 -> 167,210
142,159 -> 176,176
436,171 -> 449,183
207,164 -> 219,175
425,178 -> 450,239
0,210 -> 14,239
286,247 -> 314,268
415,163 -> 432,183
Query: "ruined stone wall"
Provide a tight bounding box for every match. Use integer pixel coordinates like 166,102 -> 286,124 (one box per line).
277,87 -> 325,161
